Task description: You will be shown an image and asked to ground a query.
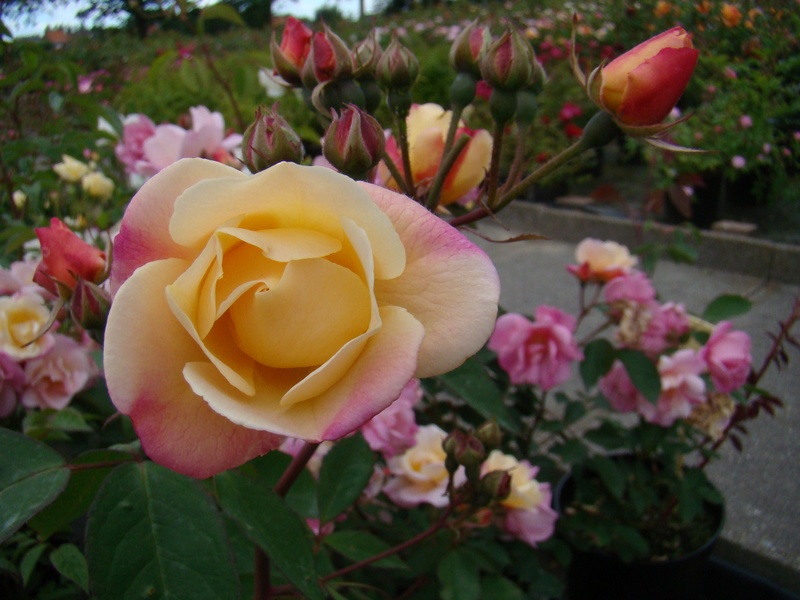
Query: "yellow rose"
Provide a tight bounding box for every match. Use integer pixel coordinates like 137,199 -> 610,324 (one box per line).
104,159 -> 500,478
53,155 -> 90,183
0,296 -> 53,360
82,171 -> 115,200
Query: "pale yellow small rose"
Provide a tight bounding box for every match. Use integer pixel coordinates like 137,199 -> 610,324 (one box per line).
53,155 -> 90,183
570,238 -> 637,282
481,450 -> 543,510
12,190 -> 27,209
0,296 -> 54,360
82,171 -> 115,200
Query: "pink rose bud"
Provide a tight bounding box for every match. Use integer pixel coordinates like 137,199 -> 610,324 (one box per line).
270,16 -> 313,86
596,27 -> 698,127
33,218 -> 106,296
323,104 -> 386,179
242,105 -> 304,173
449,20 -> 492,78
352,30 -> 383,79
376,37 -> 420,90
307,27 -> 353,84
701,321 -> 751,392
479,28 -> 538,92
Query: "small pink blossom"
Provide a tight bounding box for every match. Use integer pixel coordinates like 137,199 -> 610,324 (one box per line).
702,321 -> 751,392
762,143 -> 772,154
739,115 -> 753,128
361,378 -> 422,458
731,155 -> 746,169
603,271 -> 656,305
599,361 -> 643,413
488,307 -> 582,390
723,66 -> 738,79
20,335 -> 100,411
115,114 -> 157,175
645,349 -> 707,426
639,302 -> 690,356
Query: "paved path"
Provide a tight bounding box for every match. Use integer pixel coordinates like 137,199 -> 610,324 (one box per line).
472,206 -> 800,593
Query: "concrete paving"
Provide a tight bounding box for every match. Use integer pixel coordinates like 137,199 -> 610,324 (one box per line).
471,202 -> 800,593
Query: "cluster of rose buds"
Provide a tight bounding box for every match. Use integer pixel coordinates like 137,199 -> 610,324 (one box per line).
245,17 -> 700,205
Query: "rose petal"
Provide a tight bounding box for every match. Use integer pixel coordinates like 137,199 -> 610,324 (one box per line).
182,305 -> 425,440
168,162 -> 406,280
111,158 -> 247,294
104,258 -> 281,478
363,183 -> 500,376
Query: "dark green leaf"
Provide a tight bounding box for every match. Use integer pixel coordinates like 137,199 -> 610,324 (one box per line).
216,470 -> 323,600
618,349 -> 661,403
324,530 -> 407,570
86,462 -> 239,600
50,544 -> 89,593
437,548 -> 480,600
480,575 -> 523,600
580,338 -> 616,388
550,439 -> 588,463
587,456 -> 625,500
702,294 -> 752,323
584,421 -> 629,451
21,543 -> 47,586
317,435 -> 374,523
29,450 -> 131,539
437,356 -> 522,433
23,407 -> 93,439
237,452 -> 318,519
0,428 -> 70,543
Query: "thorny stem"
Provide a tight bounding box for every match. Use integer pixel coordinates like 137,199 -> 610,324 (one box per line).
268,505 -> 455,598
381,150 -> 411,196
501,122 -> 532,195
396,114 -> 416,196
446,137 -> 590,229
485,120 -> 507,210
255,442 -> 320,600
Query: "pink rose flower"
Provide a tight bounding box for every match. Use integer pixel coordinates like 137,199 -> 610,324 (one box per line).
488,307 -> 582,390
361,378 -> 422,458
0,353 -> 25,417
645,349 -> 707,426
639,302 -> 690,356
20,334 -> 100,411
115,114 -> 157,175
702,321 -> 751,392
603,271 -> 656,305
104,160 -> 499,478
599,361 -> 644,413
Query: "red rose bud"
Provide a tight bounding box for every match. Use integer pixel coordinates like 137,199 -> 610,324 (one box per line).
449,20 -> 491,78
594,27 -> 698,127
323,105 -> 385,178
242,105 -> 304,173
352,30 -> 383,79
479,28 -> 536,92
70,278 -> 111,342
376,37 -> 420,90
270,16 -> 313,86
33,218 -> 106,296
310,27 -> 353,83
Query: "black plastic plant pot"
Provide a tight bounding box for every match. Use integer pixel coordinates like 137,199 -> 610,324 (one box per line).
554,471 -> 725,600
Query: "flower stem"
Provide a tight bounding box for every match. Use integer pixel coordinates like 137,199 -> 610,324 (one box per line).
382,150 -> 411,196
396,114 -> 416,196
486,120 -> 507,210
425,135 -> 470,211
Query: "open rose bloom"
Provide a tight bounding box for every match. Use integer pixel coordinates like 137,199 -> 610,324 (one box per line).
104,159 -> 499,478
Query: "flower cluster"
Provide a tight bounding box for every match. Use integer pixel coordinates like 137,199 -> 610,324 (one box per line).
53,154 -> 116,201
115,106 -> 242,180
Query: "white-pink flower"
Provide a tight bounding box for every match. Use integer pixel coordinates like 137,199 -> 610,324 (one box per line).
361,378 -> 422,458
639,302 -> 690,356
701,321 -> 751,392
115,114 -> 157,175
731,155 -> 746,169
603,271 -> 656,305
20,334 -> 100,411
488,307 -> 582,390
645,349 -> 707,426
599,361 -> 643,414
739,115 -> 753,128
382,425 -> 459,508
481,450 -> 557,547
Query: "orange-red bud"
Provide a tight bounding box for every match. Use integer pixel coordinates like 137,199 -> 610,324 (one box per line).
33,218 -> 106,297
323,105 -> 385,179
270,17 -> 313,86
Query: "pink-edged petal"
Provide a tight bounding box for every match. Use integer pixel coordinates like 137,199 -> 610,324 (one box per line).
183,305 -> 425,441
168,162 -> 406,280
110,158 -> 247,294
363,183 -> 500,377
104,258 -> 281,478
